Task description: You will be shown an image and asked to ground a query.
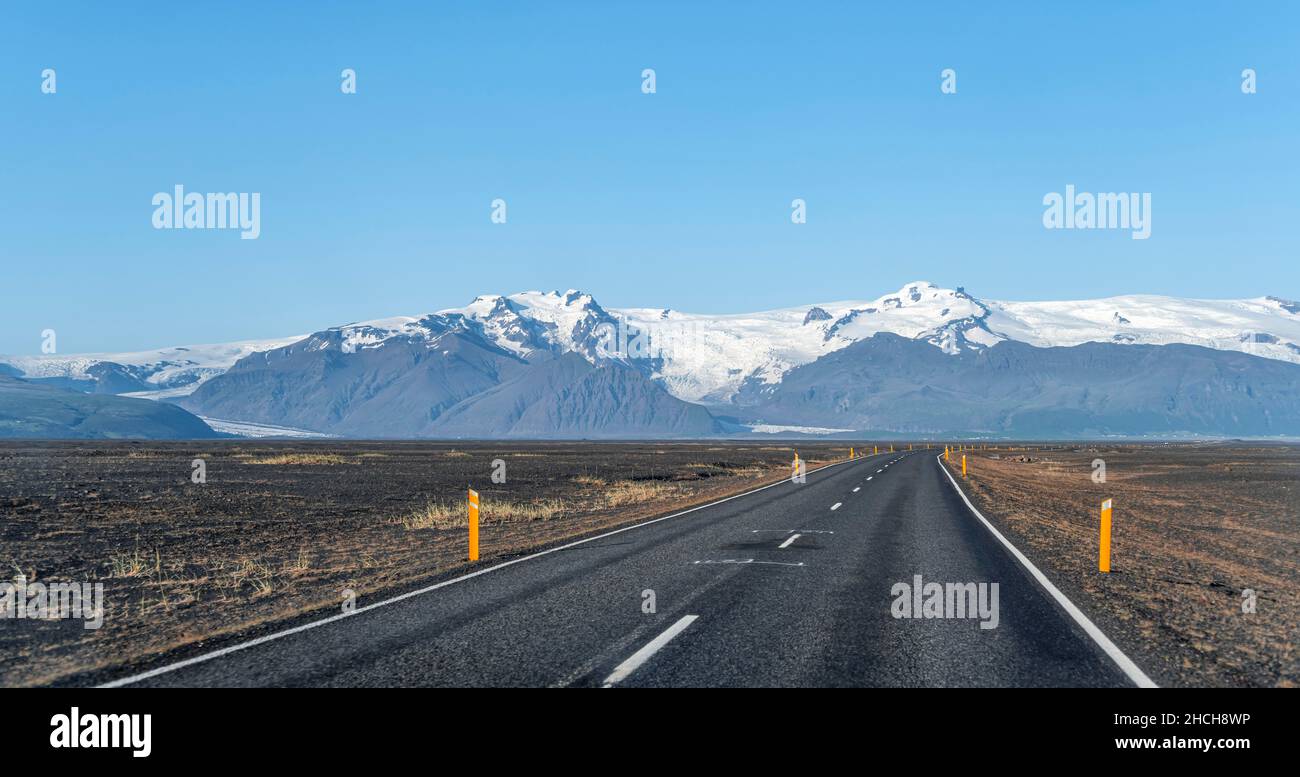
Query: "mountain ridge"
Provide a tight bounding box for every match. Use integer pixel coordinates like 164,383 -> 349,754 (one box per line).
6,282 -> 1300,438
8,282 -> 1297,405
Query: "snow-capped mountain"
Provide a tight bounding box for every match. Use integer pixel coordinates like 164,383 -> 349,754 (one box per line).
984,295 -> 1300,361
619,283 -> 1300,402
5,281 -> 1300,413
287,284 -> 996,404
615,283 -> 997,402
329,290 -> 620,363
279,281 -> 1299,405
0,337 -> 305,398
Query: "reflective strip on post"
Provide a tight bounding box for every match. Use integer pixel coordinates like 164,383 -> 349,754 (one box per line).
468,488 -> 480,562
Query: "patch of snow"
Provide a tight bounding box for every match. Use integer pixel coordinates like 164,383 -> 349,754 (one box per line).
746,424 -> 857,435
199,417 -> 337,438
120,385 -> 208,401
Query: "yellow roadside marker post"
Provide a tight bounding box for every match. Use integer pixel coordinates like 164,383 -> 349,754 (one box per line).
874,445 -> 878,455
468,488 -> 480,562
1099,499 -> 1112,573
850,447 -> 855,459
944,446 -> 949,461
962,455 -> 967,477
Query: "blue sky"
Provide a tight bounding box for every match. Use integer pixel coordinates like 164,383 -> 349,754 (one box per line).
2,1 -> 1297,354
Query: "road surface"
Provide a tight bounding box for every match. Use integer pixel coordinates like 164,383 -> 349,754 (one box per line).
104,449 -> 1144,687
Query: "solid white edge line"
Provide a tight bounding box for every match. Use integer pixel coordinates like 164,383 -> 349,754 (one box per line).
934,454 -> 1158,688
602,614 -> 699,687
98,451 -> 876,688
778,533 -> 801,549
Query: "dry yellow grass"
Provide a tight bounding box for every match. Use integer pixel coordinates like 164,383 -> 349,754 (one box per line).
570,477 -> 685,505
218,557 -> 275,597
680,462 -> 765,478
109,548 -> 147,578
575,464 -> 757,490
602,480 -> 681,506
284,548 -> 311,576
243,453 -> 349,466
395,497 -> 570,530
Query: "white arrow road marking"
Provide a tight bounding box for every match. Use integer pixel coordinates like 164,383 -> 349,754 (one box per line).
602,615 -> 698,687
778,533 -> 801,549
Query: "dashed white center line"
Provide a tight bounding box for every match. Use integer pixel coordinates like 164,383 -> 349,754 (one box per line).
867,476 -> 873,481
602,614 -> 699,687
778,533 -> 801,549
852,487 -> 860,492
877,469 -> 883,473
830,502 -> 842,511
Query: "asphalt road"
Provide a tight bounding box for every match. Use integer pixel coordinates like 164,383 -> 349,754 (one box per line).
106,449 -> 1138,688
